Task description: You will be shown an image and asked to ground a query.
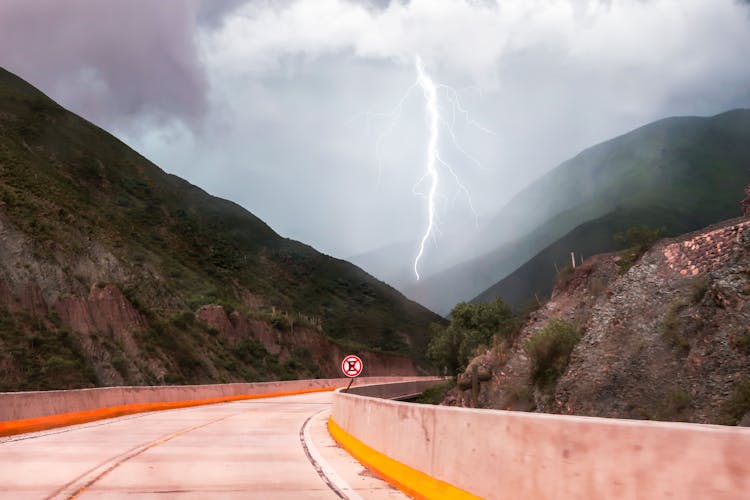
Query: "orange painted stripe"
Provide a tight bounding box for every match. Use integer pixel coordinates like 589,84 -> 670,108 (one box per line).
0,386 -> 337,438
328,417 -> 481,500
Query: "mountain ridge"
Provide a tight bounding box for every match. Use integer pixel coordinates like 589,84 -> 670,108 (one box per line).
407,108 -> 750,314
0,66 -> 442,390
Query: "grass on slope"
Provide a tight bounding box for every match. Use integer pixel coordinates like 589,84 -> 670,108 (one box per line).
0,67 -> 441,368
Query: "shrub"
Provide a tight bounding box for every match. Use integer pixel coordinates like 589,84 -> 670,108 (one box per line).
112,356 -> 129,377
170,311 -> 195,330
662,300 -> 690,354
733,330 -> 750,355
615,225 -> 664,251
659,388 -> 691,420
614,225 -> 664,274
524,318 -> 580,390
377,328 -> 409,352
689,277 -> 710,304
414,380 -> 456,405
555,264 -> 574,288
719,378 -> 750,425
270,314 -> 290,331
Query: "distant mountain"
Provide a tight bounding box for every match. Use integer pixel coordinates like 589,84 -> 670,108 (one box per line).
0,67 -> 442,390
408,109 -> 750,314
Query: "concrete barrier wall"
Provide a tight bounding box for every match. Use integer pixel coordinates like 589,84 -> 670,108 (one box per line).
0,376 -> 420,421
345,378 -> 444,400
333,385 -> 750,500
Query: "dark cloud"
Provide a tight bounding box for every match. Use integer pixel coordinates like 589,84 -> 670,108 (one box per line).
196,0 -> 252,29
0,0 -> 208,128
3,0 -> 750,267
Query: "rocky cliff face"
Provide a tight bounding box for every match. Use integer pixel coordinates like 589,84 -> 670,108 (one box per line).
451,216 -> 750,426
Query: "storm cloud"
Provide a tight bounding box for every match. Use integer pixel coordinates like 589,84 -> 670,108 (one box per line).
2,0 -> 750,275
0,0 -> 211,126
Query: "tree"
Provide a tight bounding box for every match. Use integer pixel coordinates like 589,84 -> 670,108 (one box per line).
427,298 -> 517,375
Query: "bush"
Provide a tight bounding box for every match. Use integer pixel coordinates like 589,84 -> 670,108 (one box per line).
657,388 -> 691,421
614,225 -> 664,274
689,277 -> 710,304
170,311 -> 195,330
377,328 -> 409,352
112,356 -> 129,377
427,299 -> 517,375
662,300 -> 690,354
733,330 -> 750,355
524,318 -> 580,390
615,225 -> 664,250
719,378 -> 750,425
414,380 -> 456,405
555,264 -> 574,288
270,314 -> 290,331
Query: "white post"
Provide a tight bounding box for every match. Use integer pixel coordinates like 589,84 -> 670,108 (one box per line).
571,251 -> 576,269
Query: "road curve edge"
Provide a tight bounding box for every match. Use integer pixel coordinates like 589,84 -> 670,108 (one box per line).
0,387 -> 337,438
327,416 -> 481,500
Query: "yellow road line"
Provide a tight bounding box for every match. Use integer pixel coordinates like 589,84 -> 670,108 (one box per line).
0,386 -> 337,438
327,417 -> 482,500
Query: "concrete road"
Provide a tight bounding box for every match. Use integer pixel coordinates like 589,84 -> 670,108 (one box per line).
0,392 -> 406,499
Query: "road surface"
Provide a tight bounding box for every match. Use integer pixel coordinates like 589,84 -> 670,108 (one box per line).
0,392 -> 405,499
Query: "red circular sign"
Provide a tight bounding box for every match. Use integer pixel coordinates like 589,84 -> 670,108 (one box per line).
341,355 -> 363,378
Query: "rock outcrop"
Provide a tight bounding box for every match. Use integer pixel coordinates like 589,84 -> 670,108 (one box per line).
195,304 -> 417,377
55,284 -> 146,337
452,214 -> 750,425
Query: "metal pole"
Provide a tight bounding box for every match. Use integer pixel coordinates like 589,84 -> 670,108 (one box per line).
344,378 -> 354,393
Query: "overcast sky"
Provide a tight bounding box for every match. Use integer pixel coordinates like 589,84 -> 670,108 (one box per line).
2,0 -> 750,265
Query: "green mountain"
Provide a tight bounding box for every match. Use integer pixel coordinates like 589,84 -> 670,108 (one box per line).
0,67 -> 441,390
408,109 -> 750,314
472,206 -> 720,309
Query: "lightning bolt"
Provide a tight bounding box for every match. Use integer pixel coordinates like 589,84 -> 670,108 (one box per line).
359,56 -> 492,281
413,56 -> 439,281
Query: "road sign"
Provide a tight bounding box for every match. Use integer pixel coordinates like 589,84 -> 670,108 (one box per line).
341,354 -> 363,378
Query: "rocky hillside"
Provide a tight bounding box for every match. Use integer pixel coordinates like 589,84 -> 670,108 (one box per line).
0,67 -> 441,391
449,205 -> 750,425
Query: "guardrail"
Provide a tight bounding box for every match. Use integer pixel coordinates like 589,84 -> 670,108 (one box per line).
0,376 -> 424,437
342,378 -> 444,400
0,376 -> 425,422
331,381 -> 750,499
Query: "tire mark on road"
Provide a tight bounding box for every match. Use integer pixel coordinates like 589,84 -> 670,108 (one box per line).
50,412 -> 238,500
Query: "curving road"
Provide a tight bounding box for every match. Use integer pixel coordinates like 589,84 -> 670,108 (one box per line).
0,392 -> 405,499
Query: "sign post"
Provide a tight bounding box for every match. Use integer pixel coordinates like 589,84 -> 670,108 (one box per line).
341,354 -> 363,392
